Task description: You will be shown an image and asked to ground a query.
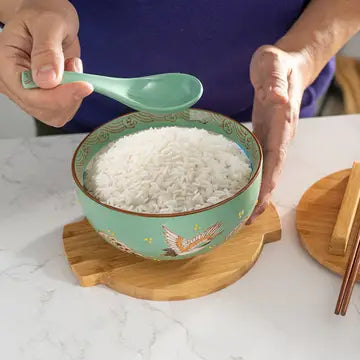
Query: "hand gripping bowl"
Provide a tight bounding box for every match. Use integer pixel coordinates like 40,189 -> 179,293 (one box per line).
72,109 -> 263,261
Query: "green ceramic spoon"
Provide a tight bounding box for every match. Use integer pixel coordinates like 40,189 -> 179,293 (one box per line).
21,70 -> 203,114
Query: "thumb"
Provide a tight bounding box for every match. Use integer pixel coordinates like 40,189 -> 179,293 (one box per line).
30,16 -> 66,89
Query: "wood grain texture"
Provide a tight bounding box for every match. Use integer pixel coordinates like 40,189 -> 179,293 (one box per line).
297,169 -> 360,279
63,203 -> 281,301
329,162 -> 360,255
336,55 -> 360,114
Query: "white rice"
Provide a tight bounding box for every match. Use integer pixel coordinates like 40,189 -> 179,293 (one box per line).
85,126 -> 252,214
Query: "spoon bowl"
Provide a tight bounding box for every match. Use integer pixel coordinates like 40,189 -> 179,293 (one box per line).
21,71 -> 203,114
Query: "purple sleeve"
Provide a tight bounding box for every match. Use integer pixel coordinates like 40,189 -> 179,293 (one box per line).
300,57 -> 336,117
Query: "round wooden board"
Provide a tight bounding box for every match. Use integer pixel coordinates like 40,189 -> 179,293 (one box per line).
297,169 -> 360,279
63,203 -> 281,301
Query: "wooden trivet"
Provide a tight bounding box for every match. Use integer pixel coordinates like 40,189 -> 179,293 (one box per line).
297,169 -> 360,279
63,203 -> 281,301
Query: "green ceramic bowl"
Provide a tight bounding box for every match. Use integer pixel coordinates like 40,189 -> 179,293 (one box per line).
72,109 -> 262,260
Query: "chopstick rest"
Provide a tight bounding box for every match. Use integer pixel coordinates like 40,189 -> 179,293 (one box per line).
333,162 -> 360,315
296,165 -> 360,316
329,162 -> 360,256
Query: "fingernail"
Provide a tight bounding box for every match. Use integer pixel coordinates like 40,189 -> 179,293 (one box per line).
36,65 -> 56,82
73,58 -> 83,73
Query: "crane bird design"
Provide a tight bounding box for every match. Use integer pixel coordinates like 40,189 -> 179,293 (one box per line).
98,231 -> 142,257
162,222 -> 223,257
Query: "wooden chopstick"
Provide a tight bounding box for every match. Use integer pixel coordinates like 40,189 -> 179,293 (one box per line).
340,226 -> 360,315
335,225 -> 360,315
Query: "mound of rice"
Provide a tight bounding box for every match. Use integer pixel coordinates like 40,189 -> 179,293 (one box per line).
85,126 -> 251,214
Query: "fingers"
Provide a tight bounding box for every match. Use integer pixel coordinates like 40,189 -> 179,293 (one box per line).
65,57 -> 83,73
1,26 -> 92,128
25,57 -> 92,127
28,81 -> 92,111
246,147 -> 286,225
249,45 -> 306,224
265,83 -> 289,104
248,97 -> 297,225
287,70 -> 303,139
3,57 -> 92,127
0,4 -> 89,128
34,82 -> 93,127
28,14 -> 67,88
6,77 -> 93,127
250,46 -> 290,105
246,201 -> 269,225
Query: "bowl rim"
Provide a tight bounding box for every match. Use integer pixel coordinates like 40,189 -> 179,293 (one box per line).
71,108 -> 263,218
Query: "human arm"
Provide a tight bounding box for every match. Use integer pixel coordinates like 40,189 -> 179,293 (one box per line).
248,0 -> 360,222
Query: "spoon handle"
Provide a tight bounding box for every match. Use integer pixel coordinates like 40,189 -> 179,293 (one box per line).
21,70 -> 118,91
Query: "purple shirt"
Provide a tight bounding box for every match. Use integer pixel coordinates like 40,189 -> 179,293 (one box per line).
66,0 -> 334,133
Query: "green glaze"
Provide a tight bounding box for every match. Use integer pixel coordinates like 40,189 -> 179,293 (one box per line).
72,110 -> 263,261
21,70 -> 203,114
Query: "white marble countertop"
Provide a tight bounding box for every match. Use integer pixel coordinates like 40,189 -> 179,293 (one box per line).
1,114 -> 360,360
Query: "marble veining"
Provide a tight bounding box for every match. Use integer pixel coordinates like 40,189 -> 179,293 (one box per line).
1,115 -> 360,360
